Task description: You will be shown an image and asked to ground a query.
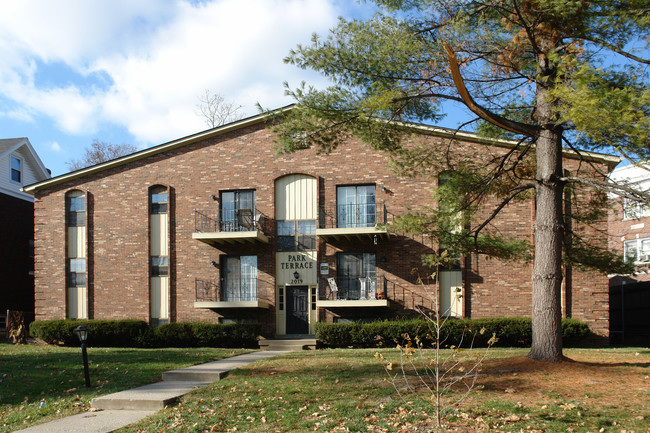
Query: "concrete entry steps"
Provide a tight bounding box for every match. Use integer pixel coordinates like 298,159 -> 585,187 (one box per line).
15,350 -> 291,433
259,337 -> 317,351
91,350 -> 288,411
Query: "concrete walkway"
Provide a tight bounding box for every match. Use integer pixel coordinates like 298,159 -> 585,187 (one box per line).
15,350 -> 290,433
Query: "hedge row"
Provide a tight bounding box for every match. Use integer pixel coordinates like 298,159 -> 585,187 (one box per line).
29,319 -> 261,348
315,317 -> 591,348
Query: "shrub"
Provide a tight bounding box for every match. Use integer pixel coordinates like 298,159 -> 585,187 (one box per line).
315,317 -> 591,348
29,320 -> 261,348
29,319 -> 148,347
148,322 -> 260,348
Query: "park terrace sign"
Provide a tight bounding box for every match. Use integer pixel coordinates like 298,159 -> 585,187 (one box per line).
276,251 -> 317,286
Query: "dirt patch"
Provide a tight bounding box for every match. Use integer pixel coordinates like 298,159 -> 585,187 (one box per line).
477,352 -> 650,406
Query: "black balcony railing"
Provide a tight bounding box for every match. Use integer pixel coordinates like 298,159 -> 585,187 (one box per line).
320,276 -> 387,301
195,278 -> 258,302
194,208 -> 267,233
319,202 -> 388,229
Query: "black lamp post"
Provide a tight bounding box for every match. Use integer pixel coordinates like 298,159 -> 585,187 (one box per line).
74,325 -> 91,388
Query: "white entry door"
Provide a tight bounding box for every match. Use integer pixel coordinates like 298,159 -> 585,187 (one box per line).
439,270 -> 462,317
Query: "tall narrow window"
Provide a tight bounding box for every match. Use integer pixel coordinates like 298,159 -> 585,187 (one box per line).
337,253 -> 376,300
150,186 -> 169,326
337,185 -> 376,228
222,255 -> 257,301
10,155 -> 22,183
221,190 -> 255,231
66,190 -> 87,318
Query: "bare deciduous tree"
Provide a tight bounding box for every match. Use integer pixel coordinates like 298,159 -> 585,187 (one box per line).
196,89 -> 244,128
67,140 -> 138,171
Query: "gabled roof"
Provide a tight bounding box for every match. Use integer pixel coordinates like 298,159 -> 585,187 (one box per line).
23,105 -> 620,194
1,137 -> 50,201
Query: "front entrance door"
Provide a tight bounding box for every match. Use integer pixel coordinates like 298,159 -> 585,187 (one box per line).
286,285 -> 309,334
440,271 -> 462,317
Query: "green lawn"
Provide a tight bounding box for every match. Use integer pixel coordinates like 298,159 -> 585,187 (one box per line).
0,344 -> 250,432
2,345 -> 648,433
116,347 -> 649,433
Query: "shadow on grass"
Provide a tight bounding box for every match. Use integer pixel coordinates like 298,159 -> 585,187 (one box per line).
0,345 -> 244,405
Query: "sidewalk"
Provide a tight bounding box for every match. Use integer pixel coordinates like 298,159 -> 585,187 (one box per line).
15,350 -> 291,433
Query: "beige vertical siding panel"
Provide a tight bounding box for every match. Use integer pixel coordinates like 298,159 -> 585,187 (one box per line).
67,286 -> 87,319
150,214 -> 168,256
67,227 -> 86,258
275,174 -> 316,220
150,276 -> 169,319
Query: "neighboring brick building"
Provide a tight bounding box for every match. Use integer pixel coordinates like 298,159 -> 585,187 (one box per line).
608,164 -> 650,283
0,138 -> 50,318
24,108 -> 618,337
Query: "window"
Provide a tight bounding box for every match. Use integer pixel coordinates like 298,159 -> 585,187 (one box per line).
337,253 -> 376,300
151,256 -> 169,276
221,190 -> 255,231
68,258 -> 87,287
624,238 -> 650,263
151,186 -> 168,213
222,255 -> 257,301
337,185 -> 376,228
10,156 -> 22,183
277,220 -> 316,251
66,191 -> 86,226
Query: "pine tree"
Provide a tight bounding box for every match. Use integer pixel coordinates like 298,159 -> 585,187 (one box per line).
277,0 -> 649,361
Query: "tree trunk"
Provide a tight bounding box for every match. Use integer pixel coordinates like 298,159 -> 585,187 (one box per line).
528,71 -> 564,361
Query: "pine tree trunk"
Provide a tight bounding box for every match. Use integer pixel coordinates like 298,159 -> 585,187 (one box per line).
528,71 -> 564,361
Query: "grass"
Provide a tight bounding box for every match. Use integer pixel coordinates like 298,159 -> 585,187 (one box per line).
116,347 -> 649,433
2,345 -> 649,432
0,343 -> 250,432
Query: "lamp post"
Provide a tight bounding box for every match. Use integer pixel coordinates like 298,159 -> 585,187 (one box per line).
74,325 -> 91,388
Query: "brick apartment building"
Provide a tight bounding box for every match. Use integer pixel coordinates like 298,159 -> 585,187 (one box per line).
24,108 -> 618,338
608,164 -> 650,283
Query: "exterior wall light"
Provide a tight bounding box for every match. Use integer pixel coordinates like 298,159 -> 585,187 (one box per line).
74,325 -> 91,388
294,271 -> 300,280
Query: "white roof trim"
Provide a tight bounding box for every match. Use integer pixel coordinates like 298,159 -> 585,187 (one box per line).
0,137 -> 50,183
0,184 -> 35,202
23,105 -> 620,193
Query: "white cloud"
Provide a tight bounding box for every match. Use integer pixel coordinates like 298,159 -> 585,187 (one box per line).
49,141 -> 62,152
0,0 -> 343,144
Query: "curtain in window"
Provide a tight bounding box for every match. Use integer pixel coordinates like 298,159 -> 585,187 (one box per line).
337,186 -> 376,228
223,256 -> 257,301
240,256 -> 257,301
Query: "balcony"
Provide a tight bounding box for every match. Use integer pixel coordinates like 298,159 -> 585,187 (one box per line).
194,278 -> 269,309
192,208 -> 269,246
317,276 -> 390,308
316,202 -> 389,243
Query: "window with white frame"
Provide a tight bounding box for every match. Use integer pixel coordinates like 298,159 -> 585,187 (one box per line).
10,155 -> 22,183
624,237 -> 650,263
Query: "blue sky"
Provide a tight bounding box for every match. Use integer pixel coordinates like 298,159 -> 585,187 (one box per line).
1,0 -> 412,176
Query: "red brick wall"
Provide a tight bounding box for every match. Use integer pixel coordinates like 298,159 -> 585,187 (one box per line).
33,123 -> 610,336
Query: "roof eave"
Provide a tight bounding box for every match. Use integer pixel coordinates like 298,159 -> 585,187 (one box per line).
23,106 -> 293,194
